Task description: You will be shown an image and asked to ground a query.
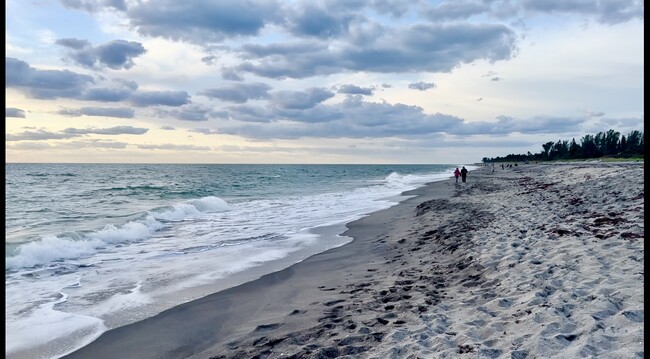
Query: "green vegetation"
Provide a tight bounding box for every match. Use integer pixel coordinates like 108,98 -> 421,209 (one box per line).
482,129 -> 644,163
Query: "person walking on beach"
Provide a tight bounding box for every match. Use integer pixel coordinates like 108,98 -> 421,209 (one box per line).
454,167 -> 461,183
460,166 -> 468,183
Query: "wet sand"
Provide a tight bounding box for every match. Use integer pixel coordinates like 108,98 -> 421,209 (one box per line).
63,162 -> 644,359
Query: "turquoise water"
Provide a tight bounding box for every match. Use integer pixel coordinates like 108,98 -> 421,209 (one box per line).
5,163 -> 469,358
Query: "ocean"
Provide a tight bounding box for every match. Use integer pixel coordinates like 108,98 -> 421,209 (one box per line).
5,163 -> 473,358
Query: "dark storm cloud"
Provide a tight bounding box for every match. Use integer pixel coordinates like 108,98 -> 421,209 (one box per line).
6,108 -> 26,118
126,0 -> 281,43
57,107 -> 135,118
56,38 -> 147,69
199,82 -> 271,103
6,57 -> 95,99
62,126 -> 149,135
129,90 -> 190,107
336,84 -> 374,95
408,82 -> 436,91
271,88 -> 335,109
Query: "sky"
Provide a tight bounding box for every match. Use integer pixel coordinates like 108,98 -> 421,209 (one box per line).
5,0 -> 644,164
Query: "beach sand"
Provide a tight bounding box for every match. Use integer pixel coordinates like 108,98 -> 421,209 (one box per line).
63,162 -> 644,359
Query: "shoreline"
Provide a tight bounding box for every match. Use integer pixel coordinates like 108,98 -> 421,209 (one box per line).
63,162 -> 644,358
61,171 -> 457,359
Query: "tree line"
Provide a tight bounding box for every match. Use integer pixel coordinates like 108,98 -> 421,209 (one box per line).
482,129 -> 644,163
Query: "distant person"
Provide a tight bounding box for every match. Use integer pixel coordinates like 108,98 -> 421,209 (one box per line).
501,163 -> 504,170
491,163 -> 495,172
460,166 -> 468,183
454,167 -> 461,183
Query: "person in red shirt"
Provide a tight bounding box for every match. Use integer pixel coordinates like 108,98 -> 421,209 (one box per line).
454,167 -> 461,183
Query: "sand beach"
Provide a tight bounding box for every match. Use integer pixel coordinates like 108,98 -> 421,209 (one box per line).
63,162 -> 644,359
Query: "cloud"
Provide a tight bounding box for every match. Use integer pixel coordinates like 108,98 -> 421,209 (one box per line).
520,0 -> 644,25
62,126 -> 149,135
6,129 -> 81,141
221,68 -> 244,81
271,87 -> 335,109
409,82 -> 436,91
424,1 -> 491,21
155,104 -> 225,121
220,96 -> 463,139
371,0 -> 413,17
199,82 -> 271,103
159,125 -> 176,130
82,86 -> 134,101
56,38 -> 91,50
285,3 -> 359,39
336,84 -> 374,96
60,0 -> 127,12
57,2 -> 522,81
6,57 -> 95,99
6,108 -> 26,118
60,139 -> 129,149
423,0 -> 644,25
189,128 -> 221,135
56,38 -> 147,70
136,144 -> 211,151
236,22 -> 518,79
206,94 -> 638,141
7,139 -> 130,150
127,0 -> 281,43
6,60 -> 190,108
445,115 -> 589,136
224,104 -> 272,123
57,107 -> 135,118
6,142 -> 54,150
129,90 -> 191,107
